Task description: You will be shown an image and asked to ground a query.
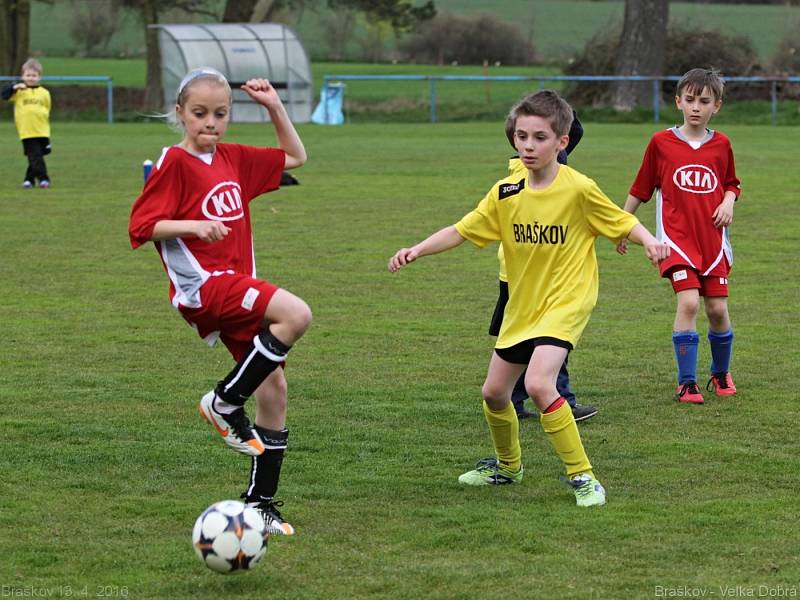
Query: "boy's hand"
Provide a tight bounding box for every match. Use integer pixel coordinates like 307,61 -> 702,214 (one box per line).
616,238 -> 629,255
241,78 -> 281,110
194,221 -> 231,243
712,196 -> 735,228
388,248 -> 420,272
643,241 -> 670,266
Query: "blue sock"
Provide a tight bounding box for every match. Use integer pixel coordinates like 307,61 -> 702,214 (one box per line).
673,331 -> 699,384
708,329 -> 734,375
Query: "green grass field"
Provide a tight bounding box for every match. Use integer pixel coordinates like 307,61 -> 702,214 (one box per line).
0,120 -> 798,599
23,56 -> 800,127
28,0 -> 800,65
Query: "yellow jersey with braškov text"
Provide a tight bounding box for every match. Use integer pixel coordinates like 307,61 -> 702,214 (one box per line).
455,164 -> 639,349
9,86 -> 51,139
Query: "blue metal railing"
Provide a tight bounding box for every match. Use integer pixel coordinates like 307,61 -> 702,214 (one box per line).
1,75 -> 114,123
321,74 -> 800,125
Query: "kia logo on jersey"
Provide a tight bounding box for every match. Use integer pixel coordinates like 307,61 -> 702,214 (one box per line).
672,164 -> 718,194
201,181 -> 244,221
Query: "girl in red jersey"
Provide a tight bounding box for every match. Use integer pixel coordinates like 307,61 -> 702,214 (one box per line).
618,68 -> 740,404
129,68 -> 309,535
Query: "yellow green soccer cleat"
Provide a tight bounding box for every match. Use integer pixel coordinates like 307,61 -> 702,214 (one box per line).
565,473 -> 606,507
458,457 -> 523,486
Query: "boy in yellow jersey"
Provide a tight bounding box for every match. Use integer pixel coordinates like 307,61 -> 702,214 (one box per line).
492,112 -> 598,422
388,90 -> 670,506
2,58 -> 52,188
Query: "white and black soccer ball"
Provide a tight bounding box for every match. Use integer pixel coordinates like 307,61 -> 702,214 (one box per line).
192,500 -> 268,574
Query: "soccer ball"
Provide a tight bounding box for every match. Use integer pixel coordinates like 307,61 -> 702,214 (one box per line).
192,500 -> 268,574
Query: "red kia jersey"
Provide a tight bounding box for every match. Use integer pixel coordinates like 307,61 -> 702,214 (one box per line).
630,127 -> 740,277
129,143 -> 285,308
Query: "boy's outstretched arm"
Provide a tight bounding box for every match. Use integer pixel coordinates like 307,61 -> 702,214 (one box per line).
241,78 -> 307,169
388,225 -> 466,272
625,223 -> 670,267
616,194 -> 646,255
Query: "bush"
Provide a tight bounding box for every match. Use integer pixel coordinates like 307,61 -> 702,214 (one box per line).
662,20 -> 758,98
563,20 -> 760,105
68,0 -> 121,57
768,28 -> 800,103
770,28 -> 800,74
400,12 -> 535,66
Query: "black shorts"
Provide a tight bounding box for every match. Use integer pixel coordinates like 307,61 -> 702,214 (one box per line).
22,137 -> 51,156
495,337 -> 573,365
488,280 -> 509,336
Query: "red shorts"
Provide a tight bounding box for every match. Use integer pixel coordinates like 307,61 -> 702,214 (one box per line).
665,266 -> 729,297
178,273 -> 279,361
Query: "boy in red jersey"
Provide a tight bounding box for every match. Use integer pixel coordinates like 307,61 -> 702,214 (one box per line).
618,68 -> 740,404
129,68 -> 309,535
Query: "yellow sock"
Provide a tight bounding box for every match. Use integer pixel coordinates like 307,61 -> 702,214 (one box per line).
540,401 -> 593,478
482,401 -> 522,471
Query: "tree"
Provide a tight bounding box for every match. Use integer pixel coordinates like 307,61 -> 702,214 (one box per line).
612,0 -> 669,111
221,0 -> 259,22
220,0 -> 434,30
329,0 -> 435,32
1,0 -> 31,76
140,0 -> 162,112
68,0 -> 122,57
122,0 -> 218,111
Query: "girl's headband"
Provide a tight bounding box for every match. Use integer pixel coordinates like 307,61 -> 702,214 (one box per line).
177,67 -> 227,98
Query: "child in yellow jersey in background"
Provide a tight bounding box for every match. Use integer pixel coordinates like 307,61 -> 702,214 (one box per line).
388,90 -> 670,506
2,58 -> 52,188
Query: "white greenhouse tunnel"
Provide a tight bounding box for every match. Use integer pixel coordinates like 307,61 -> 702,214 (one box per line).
155,23 -> 313,123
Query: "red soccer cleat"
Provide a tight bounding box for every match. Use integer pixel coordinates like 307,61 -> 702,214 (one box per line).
707,372 -> 737,397
676,382 -> 704,404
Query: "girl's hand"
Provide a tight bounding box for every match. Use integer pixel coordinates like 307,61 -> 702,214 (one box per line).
616,238 -> 629,255
194,221 -> 231,243
14,83 -> 26,90
388,248 -> 420,272
241,78 -> 281,110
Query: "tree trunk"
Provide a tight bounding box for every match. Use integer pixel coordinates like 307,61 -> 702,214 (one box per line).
222,0 -> 260,22
141,0 -> 163,112
612,0 -> 669,111
1,0 -> 30,75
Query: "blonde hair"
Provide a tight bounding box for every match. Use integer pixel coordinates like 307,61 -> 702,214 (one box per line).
21,58 -> 43,75
505,90 -> 573,149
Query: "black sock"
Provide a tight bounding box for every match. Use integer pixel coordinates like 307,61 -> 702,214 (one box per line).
216,330 -> 291,406
244,426 -> 288,502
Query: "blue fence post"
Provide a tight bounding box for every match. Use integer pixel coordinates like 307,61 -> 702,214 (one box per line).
317,74 -> 800,126
770,80 -> 778,127
653,78 -> 660,124
429,78 -> 437,123
107,77 -> 113,123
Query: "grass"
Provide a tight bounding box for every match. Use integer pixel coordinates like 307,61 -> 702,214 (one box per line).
0,120 -> 798,598
27,1 -> 800,65
18,56 -> 800,126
